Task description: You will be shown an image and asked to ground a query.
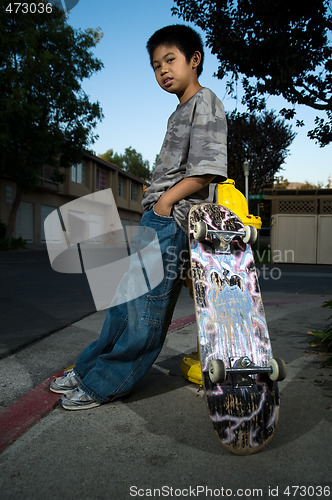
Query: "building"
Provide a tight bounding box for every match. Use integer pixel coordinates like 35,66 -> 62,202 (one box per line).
263,187 -> 332,264
0,152 -> 148,244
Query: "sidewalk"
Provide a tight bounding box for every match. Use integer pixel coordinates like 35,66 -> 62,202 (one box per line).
0,285 -> 331,499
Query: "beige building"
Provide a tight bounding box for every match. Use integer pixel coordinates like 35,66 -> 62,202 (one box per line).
0,152 -> 148,244
264,187 -> 332,264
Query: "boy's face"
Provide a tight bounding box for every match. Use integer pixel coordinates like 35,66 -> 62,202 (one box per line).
152,45 -> 201,103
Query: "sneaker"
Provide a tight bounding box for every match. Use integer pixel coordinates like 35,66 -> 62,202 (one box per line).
61,387 -> 102,410
61,387 -> 131,411
50,369 -> 81,394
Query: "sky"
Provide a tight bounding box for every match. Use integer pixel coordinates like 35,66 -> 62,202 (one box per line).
67,0 -> 331,186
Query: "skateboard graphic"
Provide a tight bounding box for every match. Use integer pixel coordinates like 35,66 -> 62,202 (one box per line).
188,203 -> 286,455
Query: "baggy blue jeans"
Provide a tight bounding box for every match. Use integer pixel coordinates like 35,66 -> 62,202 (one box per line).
74,208 -> 189,402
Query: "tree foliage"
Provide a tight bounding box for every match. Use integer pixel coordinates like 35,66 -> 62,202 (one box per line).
100,147 -> 152,181
273,176 -> 290,189
172,0 -> 332,146
0,3 -> 104,238
274,176 -> 332,189
227,111 -> 295,193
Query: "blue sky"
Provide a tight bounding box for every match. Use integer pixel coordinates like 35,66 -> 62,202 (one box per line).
68,0 -> 331,186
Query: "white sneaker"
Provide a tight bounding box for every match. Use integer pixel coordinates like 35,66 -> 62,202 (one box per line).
61,387 -> 102,410
50,369 -> 81,394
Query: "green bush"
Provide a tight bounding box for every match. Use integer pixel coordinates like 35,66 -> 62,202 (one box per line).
0,220 -> 27,250
0,236 -> 27,251
0,221 -> 6,239
308,300 -> 332,367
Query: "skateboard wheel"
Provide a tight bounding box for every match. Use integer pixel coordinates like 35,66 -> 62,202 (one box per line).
268,358 -> 287,381
243,225 -> 257,245
209,359 -> 226,384
193,221 -> 208,241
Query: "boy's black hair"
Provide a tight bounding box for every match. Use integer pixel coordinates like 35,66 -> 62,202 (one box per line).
146,24 -> 204,77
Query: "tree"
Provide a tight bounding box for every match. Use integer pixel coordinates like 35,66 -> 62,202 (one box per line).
172,0 -> 332,146
226,111 -> 295,193
100,147 -> 152,181
273,176 -> 332,189
0,4 -> 104,239
299,180 -> 324,189
274,176 -> 290,189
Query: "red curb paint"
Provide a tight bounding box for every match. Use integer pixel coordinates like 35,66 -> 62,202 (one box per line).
169,314 -> 196,331
0,314 -> 196,453
0,371 -> 63,453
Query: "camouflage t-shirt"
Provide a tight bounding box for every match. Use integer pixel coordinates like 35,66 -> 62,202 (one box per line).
142,87 -> 227,234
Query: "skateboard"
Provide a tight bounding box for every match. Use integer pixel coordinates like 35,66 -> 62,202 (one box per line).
188,203 -> 286,455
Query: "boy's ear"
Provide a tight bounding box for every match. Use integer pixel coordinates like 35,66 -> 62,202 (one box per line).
191,51 -> 202,71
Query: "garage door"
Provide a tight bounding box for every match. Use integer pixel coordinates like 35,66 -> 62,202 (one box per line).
271,214 -> 317,264
41,205 -> 62,243
317,215 -> 332,264
16,202 -> 33,242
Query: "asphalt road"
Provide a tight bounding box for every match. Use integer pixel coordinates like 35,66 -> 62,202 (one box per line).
0,249 -> 95,358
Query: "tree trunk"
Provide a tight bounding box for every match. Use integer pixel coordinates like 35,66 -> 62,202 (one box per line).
5,186 -> 23,241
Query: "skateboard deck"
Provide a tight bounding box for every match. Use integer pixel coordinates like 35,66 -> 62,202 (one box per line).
189,203 -> 282,455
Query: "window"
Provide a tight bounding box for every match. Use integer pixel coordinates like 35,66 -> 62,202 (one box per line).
118,177 -> 125,198
97,168 -> 107,190
131,183 -> 138,201
71,163 -> 85,184
5,185 -> 12,204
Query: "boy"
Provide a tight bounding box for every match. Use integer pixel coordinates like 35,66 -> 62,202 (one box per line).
50,24 -> 227,410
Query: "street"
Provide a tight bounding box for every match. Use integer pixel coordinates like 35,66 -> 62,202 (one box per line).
0,249 -> 95,358
1,248 -> 332,357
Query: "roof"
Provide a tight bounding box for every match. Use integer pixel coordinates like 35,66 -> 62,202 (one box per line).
84,151 -> 150,185
263,187 -> 332,198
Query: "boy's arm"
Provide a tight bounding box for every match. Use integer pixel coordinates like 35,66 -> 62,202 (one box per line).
154,174 -> 216,217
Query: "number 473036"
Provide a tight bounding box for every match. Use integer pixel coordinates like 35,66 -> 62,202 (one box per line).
283,485 -> 331,497
6,3 -> 53,14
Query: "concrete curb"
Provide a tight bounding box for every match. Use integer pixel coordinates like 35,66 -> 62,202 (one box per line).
0,314 -> 196,453
0,371 -> 62,453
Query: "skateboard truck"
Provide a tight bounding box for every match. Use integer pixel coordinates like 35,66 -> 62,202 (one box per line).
193,221 -> 257,254
208,356 -> 287,385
